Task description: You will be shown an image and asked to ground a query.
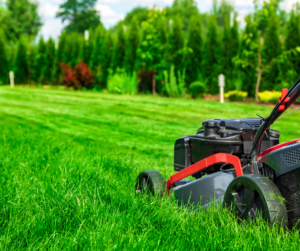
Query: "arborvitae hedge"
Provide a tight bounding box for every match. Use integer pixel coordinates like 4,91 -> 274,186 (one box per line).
185,14 -> 203,84
90,24 -> 106,71
283,10 -> 300,83
101,30 -> 114,86
201,15 -> 220,94
262,6 -> 282,91
111,24 -> 126,72
14,40 -> 28,84
238,15 -> 258,97
42,38 -> 55,84
0,30 -> 9,84
123,16 -> 140,74
220,16 -> 235,90
32,36 -> 47,82
167,16 -> 185,73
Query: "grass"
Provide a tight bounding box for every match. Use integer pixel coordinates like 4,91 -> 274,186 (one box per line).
0,86 -> 300,250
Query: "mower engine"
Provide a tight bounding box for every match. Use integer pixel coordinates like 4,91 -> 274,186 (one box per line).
174,118 -> 280,179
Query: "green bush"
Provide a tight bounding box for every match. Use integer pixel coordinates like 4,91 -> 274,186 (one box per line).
189,81 -> 207,98
163,65 -> 186,97
107,68 -> 138,95
224,90 -> 248,102
258,91 -> 281,104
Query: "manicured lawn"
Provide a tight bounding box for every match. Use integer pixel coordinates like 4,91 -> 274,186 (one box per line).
0,86 -> 300,250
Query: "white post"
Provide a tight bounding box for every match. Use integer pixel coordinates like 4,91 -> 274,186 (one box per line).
9,71 -> 14,88
218,74 -> 225,103
230,12 -> 235,26
55,36 -> 59,49
84,30 -> 89,44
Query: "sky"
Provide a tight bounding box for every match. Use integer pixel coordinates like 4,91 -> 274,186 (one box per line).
38,0 -> 299,40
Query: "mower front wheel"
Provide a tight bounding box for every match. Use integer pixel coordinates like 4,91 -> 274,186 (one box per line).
223,174 -> 288,227
135,170 -> 166,198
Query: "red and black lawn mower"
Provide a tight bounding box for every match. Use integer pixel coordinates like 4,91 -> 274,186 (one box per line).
136,79 -> 300,229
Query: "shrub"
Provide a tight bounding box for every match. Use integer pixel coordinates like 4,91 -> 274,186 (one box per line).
107,68 -> 138,95
258,91 -> 281,104
189,81 -> 207,98
224,90 -> 248,102
60,61 -> 95,90
163,65 -> 186,97
137,70 -> 155,93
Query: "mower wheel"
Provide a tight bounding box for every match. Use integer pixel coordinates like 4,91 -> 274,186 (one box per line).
223,174 -> 288,227
135,170 -> 166,197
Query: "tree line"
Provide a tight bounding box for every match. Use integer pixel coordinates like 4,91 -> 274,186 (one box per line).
0,0 -> 300,99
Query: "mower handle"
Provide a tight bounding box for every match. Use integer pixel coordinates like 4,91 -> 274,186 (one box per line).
250,78 -> 300,161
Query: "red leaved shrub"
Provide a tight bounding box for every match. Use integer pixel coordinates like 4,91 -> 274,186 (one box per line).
60,61 -> 95,90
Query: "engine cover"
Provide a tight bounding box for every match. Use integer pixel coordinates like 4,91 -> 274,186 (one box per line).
174,118 -> 280,175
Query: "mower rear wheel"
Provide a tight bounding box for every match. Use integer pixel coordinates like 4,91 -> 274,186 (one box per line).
135,170 -> 166,197
223,174 -> 288,227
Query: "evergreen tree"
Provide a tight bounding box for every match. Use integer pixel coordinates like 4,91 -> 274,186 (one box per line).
230,15 -> 239,64
14,40 -> 28,84
90,24 -> 106,71
111,24 -> 126,71
41,38 -> 55,84
101,30 -> 114,86
220,15 -> 237,90
56,0 -> 100,33
185,15 -> 203,85
0,30 -> 9,84
70,33 -> 82,66
168,0 -> 199,31
27,40 -> 36,84
55,32 -> 67,84
285,10 -> 300,52
166,16 -> 185,73
156,16 -> 167,47
123,7 -> 149,26
79,28 -> 94,64
62,33 -> 76,64
201,15 -> 220,94
262,5 -> 282,91
213,0 -> 234,27
155,15 -> 168,80
32,36 -> 47,82
123,16 -> 140,74
237,15 -> 258,97
57,32 -> 67,64
283,9 -> 300,84
89,24 -> 106,88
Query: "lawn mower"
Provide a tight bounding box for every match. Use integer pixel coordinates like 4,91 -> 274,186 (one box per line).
136,79 -> 300,230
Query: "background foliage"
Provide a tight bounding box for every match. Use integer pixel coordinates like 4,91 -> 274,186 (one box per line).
1,0 -> 300,98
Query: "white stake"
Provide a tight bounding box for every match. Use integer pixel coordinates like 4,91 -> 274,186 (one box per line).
9,71 -> 14,88
230,12 -> 235,26
55,36 -> 59,49
218,74 -> 225,103
85,30 -> 89,42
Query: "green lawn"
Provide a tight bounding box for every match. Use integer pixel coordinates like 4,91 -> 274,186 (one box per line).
1,87 -> 300,250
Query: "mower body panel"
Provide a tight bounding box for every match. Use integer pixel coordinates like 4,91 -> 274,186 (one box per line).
172,171 -> 235,207
260,141 -> 300,176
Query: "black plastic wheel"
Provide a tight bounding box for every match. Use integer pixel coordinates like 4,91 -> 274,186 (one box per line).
276,168 -> 300,230
135,170 -> 166,197
223,174 -> 288,227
